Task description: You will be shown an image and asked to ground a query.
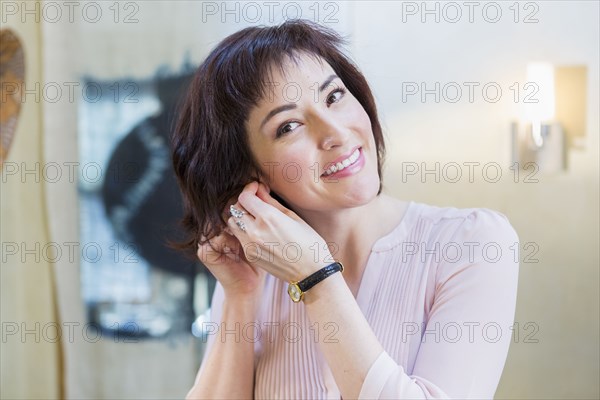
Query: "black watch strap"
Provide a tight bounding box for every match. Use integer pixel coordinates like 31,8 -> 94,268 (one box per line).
298,262 -> 344,292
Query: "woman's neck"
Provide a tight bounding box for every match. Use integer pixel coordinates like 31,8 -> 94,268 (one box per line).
296,194 -> 410,283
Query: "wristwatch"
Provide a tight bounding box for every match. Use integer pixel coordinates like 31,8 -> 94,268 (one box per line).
287,262 -> 344,303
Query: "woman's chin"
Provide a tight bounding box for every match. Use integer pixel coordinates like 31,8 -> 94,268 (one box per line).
275,170 -> 381,211
336,175 -> 381,207
350,185 -> 381,206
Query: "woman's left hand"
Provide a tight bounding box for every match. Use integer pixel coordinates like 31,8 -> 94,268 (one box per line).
226,181 -> 333,282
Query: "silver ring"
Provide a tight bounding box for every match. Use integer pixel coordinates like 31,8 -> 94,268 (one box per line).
229,205 -> 245,219
235,220 -> 247,232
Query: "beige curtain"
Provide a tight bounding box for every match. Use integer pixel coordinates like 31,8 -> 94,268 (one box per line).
0,10 -> 62,399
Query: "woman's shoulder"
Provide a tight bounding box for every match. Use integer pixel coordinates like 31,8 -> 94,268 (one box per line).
414,200 -> 504,222
404,200 -> 519,245
408,201 -> 521,260
372,198 -> 518,252
414,203 -> 514,236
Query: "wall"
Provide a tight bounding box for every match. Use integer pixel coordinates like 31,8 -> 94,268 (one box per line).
351,1 -> 599,398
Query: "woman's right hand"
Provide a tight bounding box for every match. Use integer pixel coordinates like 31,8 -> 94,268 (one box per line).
197,216 -> 267,303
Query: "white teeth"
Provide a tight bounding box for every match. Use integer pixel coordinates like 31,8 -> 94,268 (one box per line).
323,148 -> 361,176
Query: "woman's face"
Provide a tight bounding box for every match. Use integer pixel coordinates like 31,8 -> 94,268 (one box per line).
245,53 -> 380,213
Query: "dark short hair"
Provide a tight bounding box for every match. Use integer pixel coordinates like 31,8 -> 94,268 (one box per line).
170,19 -> 386,258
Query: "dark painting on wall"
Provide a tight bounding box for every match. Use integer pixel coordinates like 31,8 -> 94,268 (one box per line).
79,71 -> 215,340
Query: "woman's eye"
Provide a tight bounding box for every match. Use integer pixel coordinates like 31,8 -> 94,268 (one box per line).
276,121 -> 300,138
326,88 -> 346,105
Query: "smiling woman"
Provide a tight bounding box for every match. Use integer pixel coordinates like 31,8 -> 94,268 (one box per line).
245,53 -> 381,215
171,19 -> 520,400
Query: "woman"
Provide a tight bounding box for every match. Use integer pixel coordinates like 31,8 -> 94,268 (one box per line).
172,19 -> 520,399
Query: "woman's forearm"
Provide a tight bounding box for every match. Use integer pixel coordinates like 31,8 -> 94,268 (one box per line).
186,297 -> 258,400
303,273 -> 385,399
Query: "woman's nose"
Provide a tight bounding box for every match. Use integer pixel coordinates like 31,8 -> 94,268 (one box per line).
313,113 -> 350,150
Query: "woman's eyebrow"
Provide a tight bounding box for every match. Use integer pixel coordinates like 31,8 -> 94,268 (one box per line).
259,74 -> 340,129
319,74 -> 339,92
260,103 -> 297,129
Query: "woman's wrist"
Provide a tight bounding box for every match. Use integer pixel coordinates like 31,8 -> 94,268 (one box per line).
293,257 -> 335,282
301,269 -> 345,305
223,291 -> 263,317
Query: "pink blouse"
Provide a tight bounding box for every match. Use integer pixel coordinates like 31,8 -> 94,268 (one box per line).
199,201 -> 520,399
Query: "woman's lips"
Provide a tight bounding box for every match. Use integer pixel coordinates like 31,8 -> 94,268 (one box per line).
322,147 -> 365,179
323,145 -> 361,171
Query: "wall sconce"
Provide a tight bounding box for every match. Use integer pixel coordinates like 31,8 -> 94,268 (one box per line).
511,63 -> 587,173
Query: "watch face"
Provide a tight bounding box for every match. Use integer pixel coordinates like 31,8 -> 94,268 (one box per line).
287,283 -> 302,303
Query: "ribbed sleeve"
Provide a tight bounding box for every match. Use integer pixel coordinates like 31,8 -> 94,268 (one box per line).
359,208 -> 520,399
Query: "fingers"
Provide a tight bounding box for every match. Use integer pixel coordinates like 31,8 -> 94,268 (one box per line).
197,231 -> 242,264
227,214 -> 249,234
255,182 -> 295,217
239,181 -> 296,220
237,181 -> 274,218
227,201 -> 254,235
222,180 -> 296,239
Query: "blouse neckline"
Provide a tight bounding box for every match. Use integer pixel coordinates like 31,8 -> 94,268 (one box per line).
370,200 -> 420,253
